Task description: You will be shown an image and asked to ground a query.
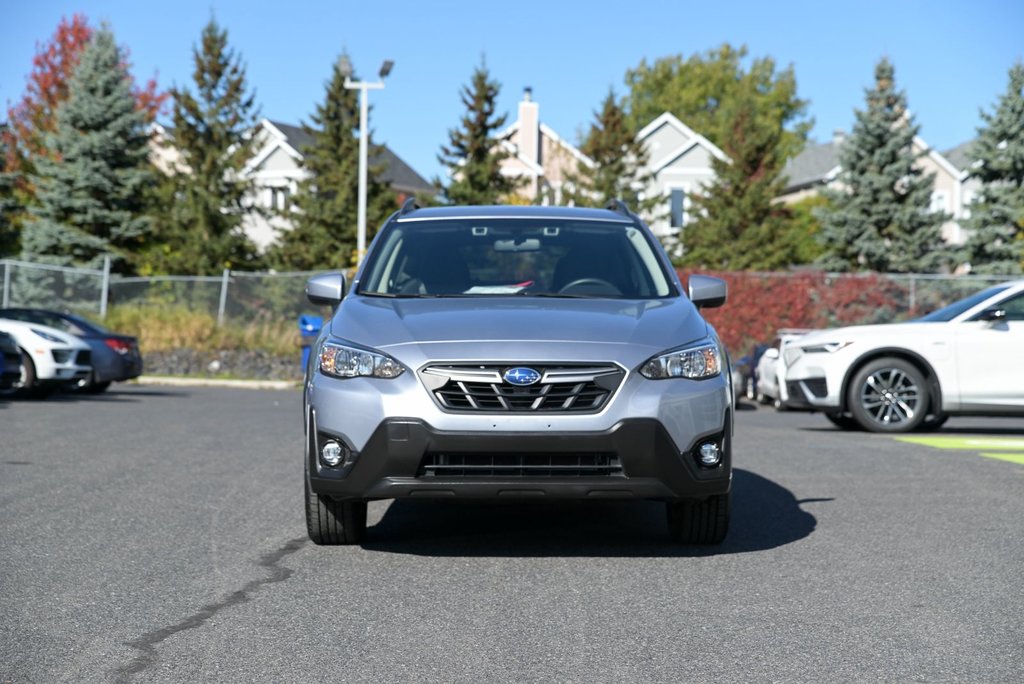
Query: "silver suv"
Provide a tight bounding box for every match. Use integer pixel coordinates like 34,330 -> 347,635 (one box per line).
303,202 -> 732,545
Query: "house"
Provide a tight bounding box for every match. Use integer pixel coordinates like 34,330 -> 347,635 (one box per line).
149,119 -> 434,252
778,130 -> 975,246
634,112 -> 729,247
496,89 -> 596,204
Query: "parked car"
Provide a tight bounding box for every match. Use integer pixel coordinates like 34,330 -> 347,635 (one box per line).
755,330 -> 813,407
0,309 -> 142,393
783,280 -> 1024,432
0,331 -> 23,390
303,201 -> 733,545
0,318 -> 92,396
730,343 -> 769,404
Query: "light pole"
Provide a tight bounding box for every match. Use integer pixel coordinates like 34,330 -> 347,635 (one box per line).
339,56 -> 393,264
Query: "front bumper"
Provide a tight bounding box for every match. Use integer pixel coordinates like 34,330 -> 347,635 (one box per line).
308,416 -> 731,501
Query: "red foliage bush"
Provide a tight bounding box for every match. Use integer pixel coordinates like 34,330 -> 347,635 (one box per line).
680,270 -> 913,355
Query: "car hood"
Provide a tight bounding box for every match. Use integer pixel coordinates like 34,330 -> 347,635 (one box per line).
797,321 -> 952,345
0,318 -> 89,349
329,296 -> 709,358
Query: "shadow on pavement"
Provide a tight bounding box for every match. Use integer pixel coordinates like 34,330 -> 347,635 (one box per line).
361,468 -> 825,557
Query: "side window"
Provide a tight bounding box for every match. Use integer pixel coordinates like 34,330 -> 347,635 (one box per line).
997,293 -> 1024,321
669,189 -> 685,228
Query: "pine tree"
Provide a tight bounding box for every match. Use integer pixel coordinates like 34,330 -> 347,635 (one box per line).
20,26 -> 153,271
144,19 -> 260,275
961,63 -> 1024,274
269,55 -> 395,271
1,131 -> 21,257
564,89 -> 657,213
438,61 -> 522,204
816,59 -> 950,273
682,93 -> 795,269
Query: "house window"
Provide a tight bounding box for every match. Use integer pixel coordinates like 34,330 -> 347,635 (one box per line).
268,187 -> 291,211
930,190 -> 949,214
670,188 -> 686,228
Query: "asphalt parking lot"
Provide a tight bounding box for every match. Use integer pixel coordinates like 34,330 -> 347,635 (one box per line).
2,386 -> 1022,682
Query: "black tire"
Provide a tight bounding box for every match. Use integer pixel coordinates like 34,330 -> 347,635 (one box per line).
86,379 -> 112,394
824,412 -> 861,430
305,478 -> 366,545
847,357 -> 930,433
14,351 -> 53,399
666,492 -> 730,544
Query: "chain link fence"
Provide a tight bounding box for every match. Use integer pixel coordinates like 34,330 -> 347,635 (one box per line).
1,259 -> 329,324
1,258 -> 1017,338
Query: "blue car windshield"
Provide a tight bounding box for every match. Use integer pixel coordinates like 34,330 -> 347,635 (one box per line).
917,285 -> 1010,322
357,219 -> 675,299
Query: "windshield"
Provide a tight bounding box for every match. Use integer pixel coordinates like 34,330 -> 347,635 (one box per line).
917,285 -> 1011,322
357,219 -> 675,299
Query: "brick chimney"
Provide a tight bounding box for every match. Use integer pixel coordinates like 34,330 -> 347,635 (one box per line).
518,87 -> 540,169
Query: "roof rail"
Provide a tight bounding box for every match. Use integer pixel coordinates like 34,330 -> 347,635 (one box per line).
399,197 -> 420,216
605,199 -> 633,217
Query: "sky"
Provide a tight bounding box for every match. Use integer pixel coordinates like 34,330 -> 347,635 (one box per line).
3,0 -> 1022,183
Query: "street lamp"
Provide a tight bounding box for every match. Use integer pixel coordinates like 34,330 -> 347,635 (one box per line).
339,56 -> 394,264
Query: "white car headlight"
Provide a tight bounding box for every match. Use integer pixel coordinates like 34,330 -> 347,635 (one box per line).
802,342 -> 852,354
31,328 -> 65,343
319,341 -> 404,379
640,341 -> 722,380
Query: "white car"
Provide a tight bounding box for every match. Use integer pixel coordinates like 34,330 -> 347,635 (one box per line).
0,318 -> 92,396
755,329 -> 814,407
783,280 -> 1024,432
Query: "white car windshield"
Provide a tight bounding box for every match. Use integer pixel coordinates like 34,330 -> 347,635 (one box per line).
917,285 -> 1011,322
358,219 -> 675,299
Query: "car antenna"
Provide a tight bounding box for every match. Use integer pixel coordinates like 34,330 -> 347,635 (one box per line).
605,199 -> 632,217
399,197 -> 420,216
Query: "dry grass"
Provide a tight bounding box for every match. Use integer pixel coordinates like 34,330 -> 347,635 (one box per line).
105,305 -> 301,356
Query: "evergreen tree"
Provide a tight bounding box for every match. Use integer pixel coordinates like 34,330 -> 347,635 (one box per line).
564,89 -> 657,213
438,61 -> 522,204
21,26 -> 152,271
682,93 -> 796,269
1,129 -> 22,257
144,19 -> 260,275
816,59 -> 951,273
269,55 -> 395,271
962,63 -> 1024,274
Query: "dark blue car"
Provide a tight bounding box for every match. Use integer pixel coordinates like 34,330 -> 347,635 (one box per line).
0,309 -> 142,393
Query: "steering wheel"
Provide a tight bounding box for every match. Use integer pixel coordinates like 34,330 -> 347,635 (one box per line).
557,278 -> 621,295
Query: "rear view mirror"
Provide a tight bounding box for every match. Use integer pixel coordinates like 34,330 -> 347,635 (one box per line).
306,272 -> 346,307
978,308 -> 1007,323
494,238 -> 540,252
688,275 -> 727,309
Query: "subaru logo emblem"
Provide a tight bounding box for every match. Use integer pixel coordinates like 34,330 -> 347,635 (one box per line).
503,367 -> 541,386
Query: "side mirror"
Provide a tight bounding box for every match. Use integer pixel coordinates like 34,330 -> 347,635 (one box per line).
688,275 -> 727,309
978,308 -> 1007,323
306,272 -> 346,307
763,348 -> 780,360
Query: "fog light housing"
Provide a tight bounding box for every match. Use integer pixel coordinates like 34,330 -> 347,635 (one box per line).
698,442 -> 721,467
320,440 -> 344,467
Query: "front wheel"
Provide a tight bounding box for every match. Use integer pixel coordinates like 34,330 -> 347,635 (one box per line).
847,357 -> 929,433
666,492 -> 730,544
305,478 -> 367,545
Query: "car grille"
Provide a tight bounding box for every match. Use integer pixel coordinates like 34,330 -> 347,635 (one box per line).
51,349 -> 71,364
420,364 -> 625,413
75,350 -> 91,365
419,452 -> 623,478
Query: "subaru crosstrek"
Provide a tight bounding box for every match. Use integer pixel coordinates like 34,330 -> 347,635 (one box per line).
303,201 -> 732,545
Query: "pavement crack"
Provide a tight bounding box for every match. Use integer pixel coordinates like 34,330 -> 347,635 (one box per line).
113,536 -> 307,682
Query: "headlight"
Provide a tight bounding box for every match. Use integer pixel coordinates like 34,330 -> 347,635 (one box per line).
640,341 -> 721,380
319,341 -> 404,379
31,328 -> 65,343
802,342 -> 852,354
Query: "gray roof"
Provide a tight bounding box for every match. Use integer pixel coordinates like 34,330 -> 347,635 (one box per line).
396,205 -> 632,222
942,140 -> 976,172
782,141 -> 840,193
267,119 -> 434,195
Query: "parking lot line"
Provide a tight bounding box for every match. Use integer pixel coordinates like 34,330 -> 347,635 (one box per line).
896,436 -> 1024,466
